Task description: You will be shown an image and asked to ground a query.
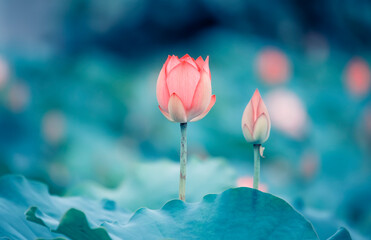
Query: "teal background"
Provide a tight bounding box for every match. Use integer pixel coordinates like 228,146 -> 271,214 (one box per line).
0,1 -> 370,239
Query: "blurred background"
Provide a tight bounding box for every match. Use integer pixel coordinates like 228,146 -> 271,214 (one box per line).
0,0 -> 370,239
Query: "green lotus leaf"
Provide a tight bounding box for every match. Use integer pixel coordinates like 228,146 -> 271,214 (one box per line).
0,175 -> 352,240
0,175 -> 130,239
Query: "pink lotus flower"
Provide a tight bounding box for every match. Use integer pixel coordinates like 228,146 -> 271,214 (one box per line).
156,54 -> 216,123
242,89 -> 271,144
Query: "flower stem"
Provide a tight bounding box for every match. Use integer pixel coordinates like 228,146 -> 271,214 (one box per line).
179,122 -> 187,201
253,144 -> 261,189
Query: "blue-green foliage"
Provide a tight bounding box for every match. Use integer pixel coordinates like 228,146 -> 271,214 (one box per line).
327,228 -> 352,240
1,175 -> 352,240
0,175 -> 130,239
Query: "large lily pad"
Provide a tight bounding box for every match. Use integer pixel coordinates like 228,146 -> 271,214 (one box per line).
33,186 -> 320,239
0,175 -> 352,240
101,187 -> 320,240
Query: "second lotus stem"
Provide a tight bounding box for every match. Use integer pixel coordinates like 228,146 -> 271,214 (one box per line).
253,144 -> 261,189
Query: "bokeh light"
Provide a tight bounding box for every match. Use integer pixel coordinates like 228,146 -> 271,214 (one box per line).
265,89 -> 308,139
237,176 -> 268,192
300,150 -> 320,181
7,82 -> 30,113
344,57 -> 371,97
42,110 -> 67,145
0,57 -> 9,88
256,47 -> 291,84
304,32 -> 330,62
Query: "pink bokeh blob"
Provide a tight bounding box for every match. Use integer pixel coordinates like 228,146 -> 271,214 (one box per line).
345,57 -> 371,97
256,47 -> 291,84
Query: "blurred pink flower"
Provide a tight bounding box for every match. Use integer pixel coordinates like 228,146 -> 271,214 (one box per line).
256,47 -> 291,84
7,82 -> 30,113
304,32 -> 329,62
0,57 -> 9,89
42,110 -> 67,145
363,106 -> 371,135
344,57 -> 370,97
300,150 -> 320,180
265,89 -> 307,139
237,176 -> 268,192
356,105 -> 371,153
156,54 -> 216,123
242,89 -> 271,144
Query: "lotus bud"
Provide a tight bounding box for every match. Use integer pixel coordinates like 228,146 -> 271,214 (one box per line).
242,89 -> 271,144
